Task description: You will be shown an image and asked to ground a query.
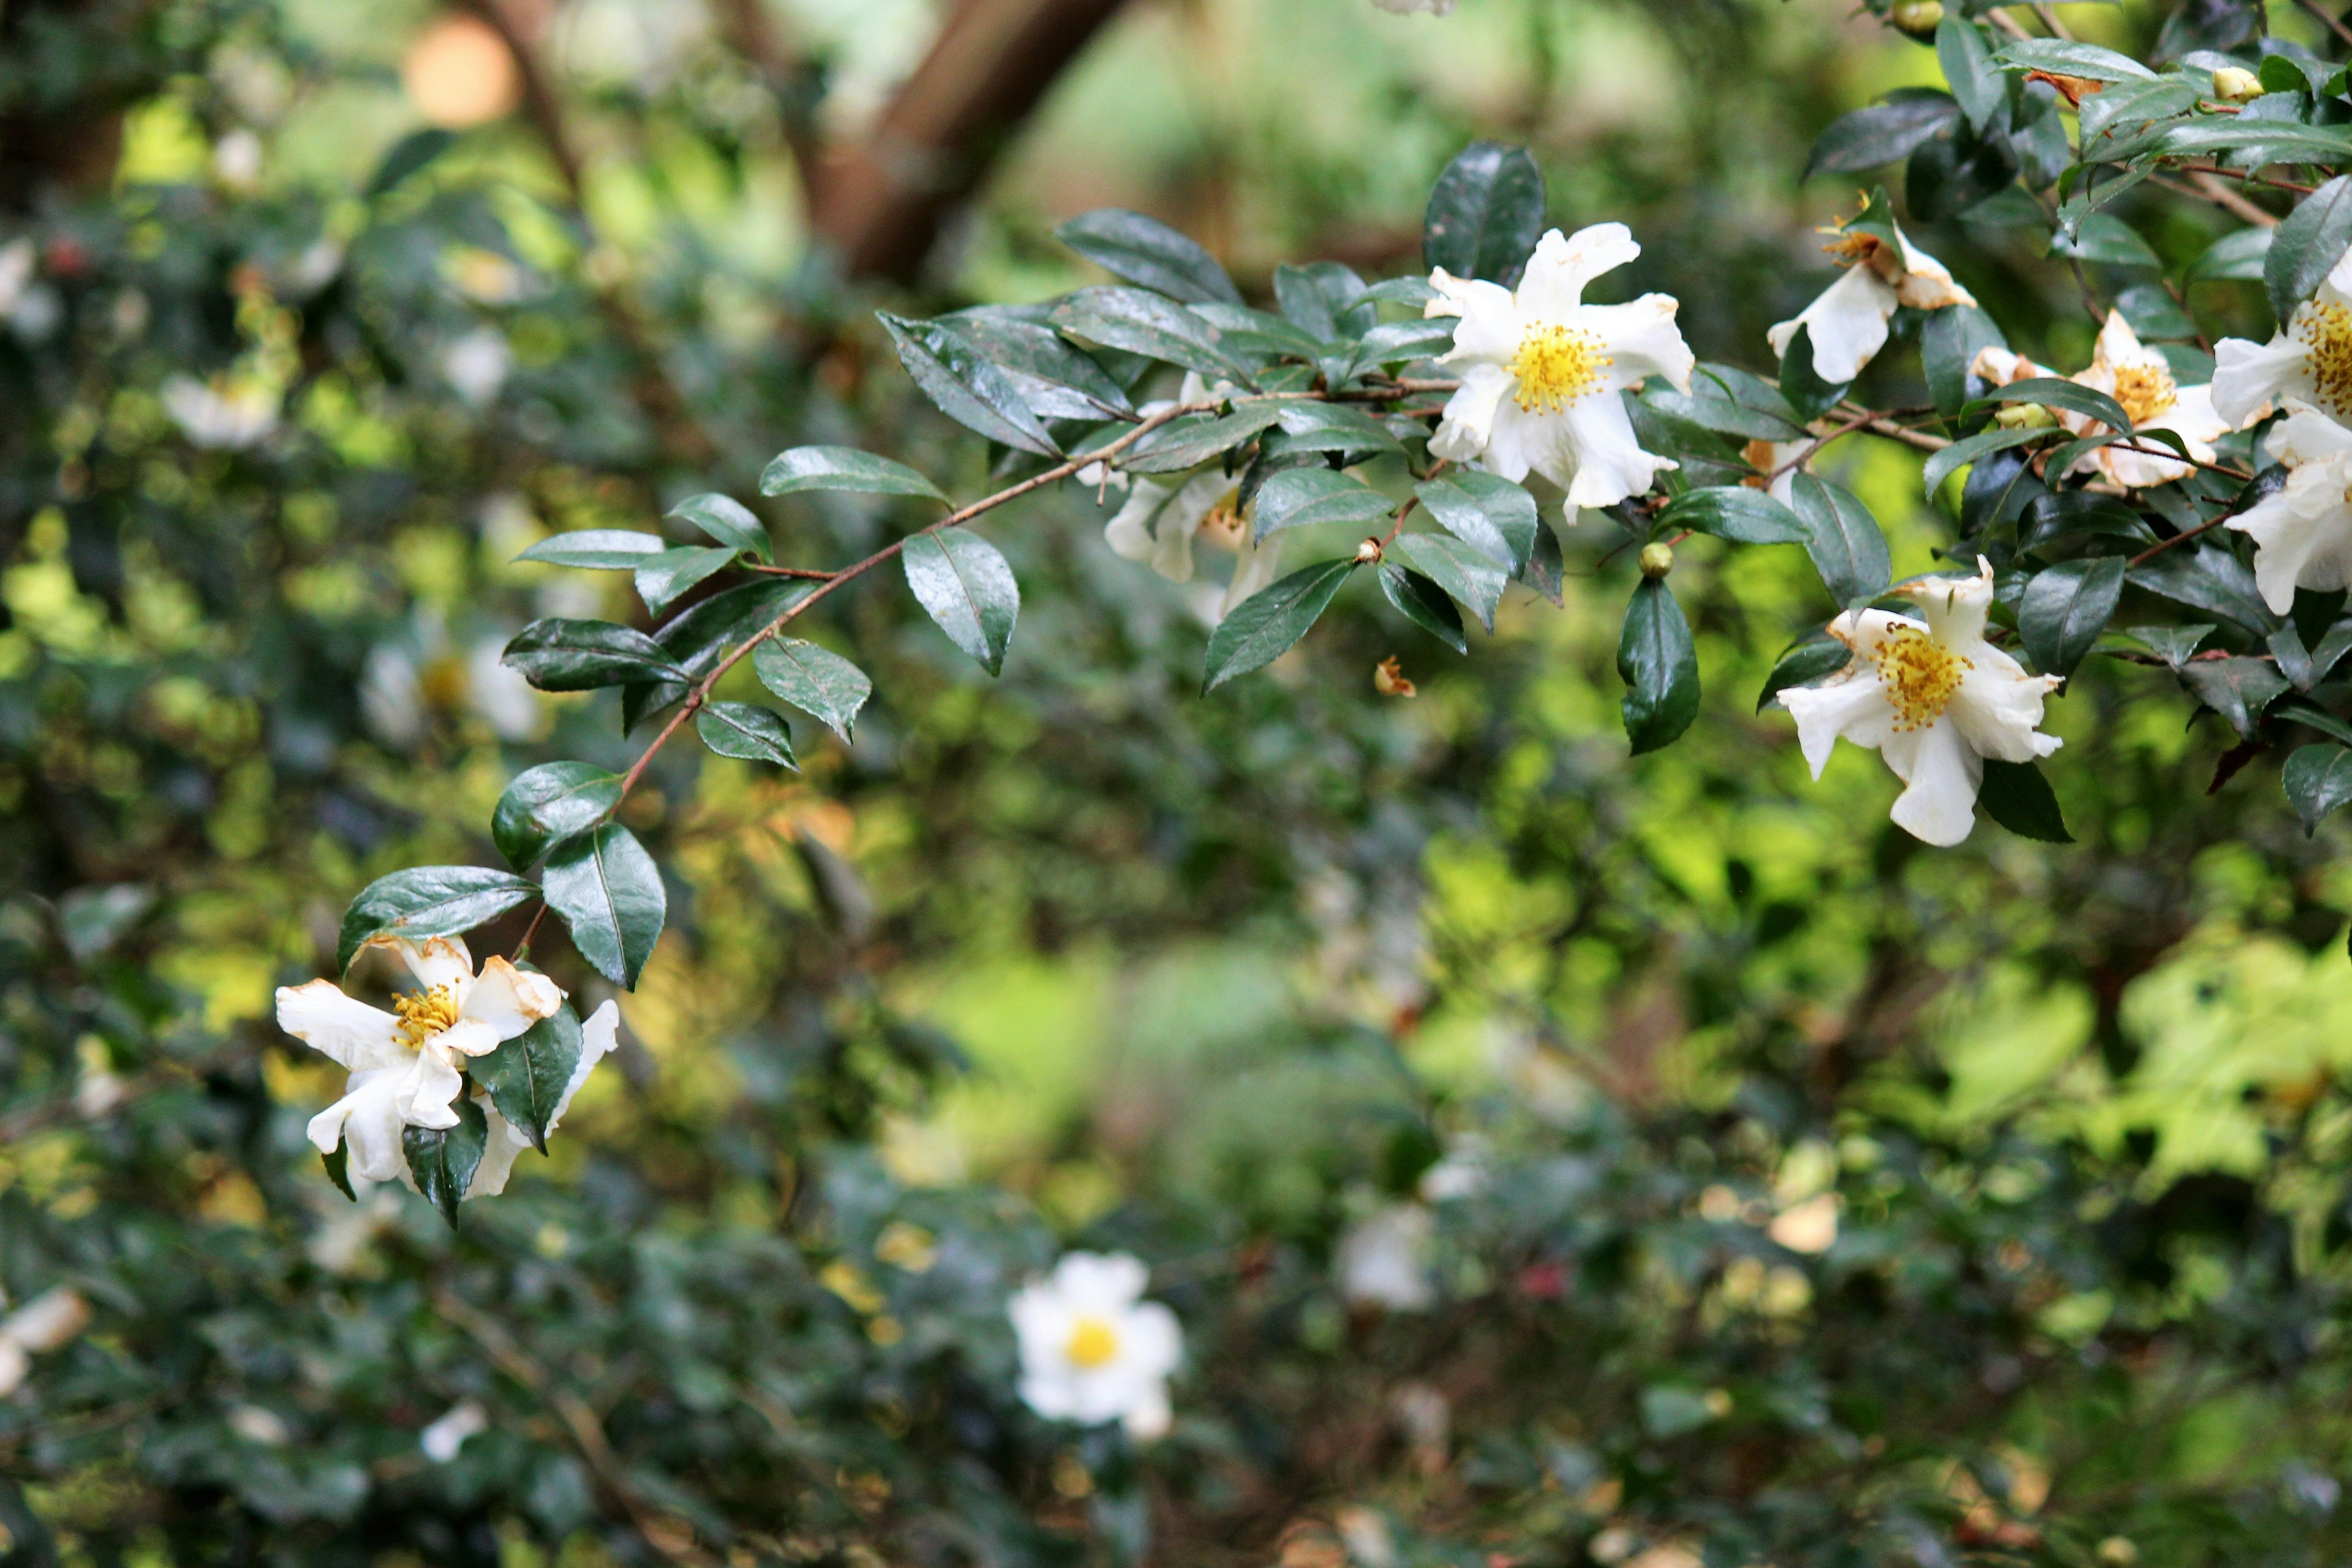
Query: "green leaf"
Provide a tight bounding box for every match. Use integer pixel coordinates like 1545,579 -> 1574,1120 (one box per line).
760,446 -> 948,504
2120,622 -> 2214,669
2267,175 -> 2352,324
1346,318 -> 1459,375
516,529 -> 668,570
1422,140 -> 1547,284
1416,472 -> 1540,572
1618,578 -> 1700,756
322,1144 -> 355,1202
1963,376 -> 2134,435
1936,17 -> 2003,131
502,618 -> 688,692
1273,402 -> 1404,456
1978,759 -> 2073,843
1787,475 -> 1893,609
472,1004 -> 582,1155
1050,287 -> 1253,384
633,545 -> 737,616
2180,655 -> 2291,737
1273,262 -> 1367,340
624,581 -> 812,733
336,866 -> 537,974
902,530 -> 1020,676
366,126 -> 456,200
1656,486 -> 1809,546
1777,323 -> 1852,423
938,308 -> 1134,417
1923,426 -> 2054,497
696,701 -> 798,767
2278,696 -> 2352,747
2049,213 -> 2162,271
1519,516 -> 1565,606
878,312 -> 1059,458
492,762 -> 623,871
1254,469 -> 1395,540
2021,491 -> 2153,552
1203,559 -> 1357,692
2129,545 -> 2277,637
543,823 -> 666,989
2187,226 -> 2272,284
1758,633 -> 1853,712
1123,405 -> 1283,474
753,638 -> 872,744
1390,532 -> 1507,632
1806,90 -> 1961,177
2157,121 -> 2352,163
665,493 -> 770,560
1643,376 -> 1804,443
2285,745 -> 2352,834
1989,38 -> 2157,82
2019,556 -> 2126,679
1056,208 -> 1242,305
403,1097 -> 489,1227
1378,565 -> 1468,654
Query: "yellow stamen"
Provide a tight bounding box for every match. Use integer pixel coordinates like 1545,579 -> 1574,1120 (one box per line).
2297,299 -> 2352,417
1065,1316 -> 1120,1370
393,984 -> 462,1049
2108,361 -> 2177,426
1509,323 -> 1610,413
1872,627 -> 1970,731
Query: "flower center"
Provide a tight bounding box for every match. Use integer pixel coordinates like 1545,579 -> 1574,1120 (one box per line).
2108,361 -> 2176,426
393,984 -> 462,1049
1065,1315 -> 1120,1370
1509,324 -> 1610,413
1872,627 -> 1971,731
2296,299 -> 2352,417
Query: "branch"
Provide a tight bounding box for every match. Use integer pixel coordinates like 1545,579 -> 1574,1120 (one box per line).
2296,0 -> 2352,51
2149,171 -> 2281,228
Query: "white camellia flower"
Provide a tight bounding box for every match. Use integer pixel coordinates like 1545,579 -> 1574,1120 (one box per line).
0,1287 -> 92,1397
1974,313 -> 2226,489
1425,223 -> 1695,516
276,935 -> 562,1185
442,326 -> 513,407
1338,1203 -> 1436,1311
469,1000 -> 620,1197
1768,196 -> 1974,384
1777,559 -> 2063,847
2212,248 -> 2352,427
1009,1252 -> 1182,1441
161,374 -> 279,450
2226,404 -> 2352,614
1104,470 -> 1230,584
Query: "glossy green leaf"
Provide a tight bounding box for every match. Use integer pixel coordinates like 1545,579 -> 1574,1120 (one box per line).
1378,565 -> 1468,654
760,446 -> 948,504
516,530 -> 667,570
1657,486 -> 1809,546
492,762 -> 623,871
1777,323 -> 1852,423
1203,558 -> 1356,692
624,580 -> 811,733
1390,531 -> 1508,632
503,618 -> 687,692
1253,468 -> 1395,540
2267,176 -> 2352,324
1273,402 -> 1404,455
902,530 -> 1020,676
634,545 -> 737,616
1936,17 -> 2003,130
938,308 -> 1134,417
336,865 -> 537,974
1618,578 -> 1700,755
1423,140 -> 1546,285
1757,633 -> 1852,712
472,1004 -> 582,1154
666,493 -> 770,560
1416,472 -> 1539,572
1978,759 -> 2073,843
1806,89 -> 1960,177
1056,208 -> 1242,305
1787,474 -> 1893,609
1923,426 -> 2054,497
322,1144 -> 355,1202
2180,655 -> 2290,737
2019,556 -> 2125,679
1123,405 -> 1283,474
1050,287 -> 1252,384
697,701 -> 798,767
878,312 -> 1059,458
543,823 -> 666,989
403,1097 -> 488,1228
753,638 -> 872,744
1963,377 -> 2134,435
1989,38 -> 2157,81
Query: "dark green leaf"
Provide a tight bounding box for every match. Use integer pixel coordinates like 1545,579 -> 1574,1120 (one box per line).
2267,175 -> 2352,324
2049,214 -> 2162,271
1050,287 -> 1253,384
1936,17 -> 2003,130
2119,623 -> 2214,669
665,493 -> 770,560
1422,140 -> 1547,285
2187,226 -> 2272,284
1123,405 -> 1283,474
1787,475 -> 1893,609
403,1098 -> 489,1227
878,312 -> 1059,458
696,701 -> 798,767
472,1005 -> 583,1154
543,824 -> 666,989
902,530 -> 1020,676
1806,90 -> 1961,177
516,529 -> 667,570
1758,633 -> 1853,712
1520,516 -> 1565,606
1274,262 -> 1374,340
1978,759 -> 2073,843
1923,426 -> 2055,497
1777,323 -> 1852,423
1642,380 -> 1804,443
2285,744 -> 2352,833
1657,486 -> 1810,545
938,309 -> 1134,417
2181,655 -> 2290,737
1056,208 -> 1242,305
634,546 -> 737,616
1378,565 -> 1468,654
2114,283 -> 2198,342
1415,472 -> 1539,572
624,581 -> 810,732
1346,319 -> 1459,375
1618,578 -> 1700,755
365,127 -> 455,200
2019,556 -> 2126,679
1254,469 -> 1395,540
2020,492 -> 2152,553
502,618 -> 687,692
2271,623 -> 2316,691
1273,402 -> 1404,455
760,446 -> 948,503
1203,559 -> 1357,691
336,866 -> 537,974
753,638 -> 872,744
1390,532 -> 1509,632
2277,696 -> 2352,745
2129,545 -> 2277,637
1989,39 -> 2157,81
492,762 -> 623,871
322,1145 -> 355,1202
1964,376 -> 2134,435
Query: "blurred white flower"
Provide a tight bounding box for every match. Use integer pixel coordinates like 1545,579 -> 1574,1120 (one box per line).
0,1286 -> 92,1393
467,1000 -> 620,1198
360,642 -> 426,749
285,238 -> 345,298
442,327 -> 512,407
1777,559 -> 2062,847
2228,404 -> 2352,614
1009,1252 -> 1182,1441
420,1400 -> 489,1461
1106,472 -> 1227,584
1768,203 -> 1973,383
1427,223 -> 1695,516
362,619 -> 543,747
2213,246 -> 2352,426
1338,1203 -> 1436,1311
161,374 -> 279,450
229,1405 -> 291,1446
0,238 -> 59,341
1768,1193 -> 1841,1255
276,935 -> 562,1185
466,636 -> 539,740
213,129 -> 265,189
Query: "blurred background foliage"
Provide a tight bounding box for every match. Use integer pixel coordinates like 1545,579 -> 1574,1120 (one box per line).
10,0 -> 2352,1564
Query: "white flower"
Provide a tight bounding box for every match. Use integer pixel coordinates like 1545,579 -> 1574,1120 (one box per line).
1766,1193 -> 1840,1254
1768,206 -> 1973,384
2063,312 -> 2226,488
467,1000 -> 620,1198
213,128 -> 264,189
420,1400 -> 489,1462
1338,1204 -> 1436,1311
1777,559 -> 2062,847
1009,1252 -> 1182,1441
275,935 -> 562,1185
0,1286 -> 91,1396
442,327 -> 512,407
1104,471 -> 1230,584
2227,404 -> 2352,614
1426,223 -> 1695,516
161,374 -> 279,450
0,237 -> 58,340
2213,247 -> 2352,427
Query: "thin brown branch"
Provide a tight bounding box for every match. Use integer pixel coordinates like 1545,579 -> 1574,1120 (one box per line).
1986,8 -> 2034,40
2173,162 -> 2317,196
2128,505 -> 2245,567
1768,405 -> 1883,483
2101,440 -> 2252,481
2154,171 -> 2282,228
2295,0 -> 2352,50
2026,2 -> 2073,39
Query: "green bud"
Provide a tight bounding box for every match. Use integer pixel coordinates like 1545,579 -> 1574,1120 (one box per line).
1994,402 -> 2058,430
1639,541 -> 1675,579
1888,0 -> 1943,39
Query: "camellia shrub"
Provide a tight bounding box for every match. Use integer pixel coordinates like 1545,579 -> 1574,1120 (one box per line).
14,1 -> 2352,1566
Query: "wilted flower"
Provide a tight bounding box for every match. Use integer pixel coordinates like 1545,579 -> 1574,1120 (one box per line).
2227,404 -> 2352,614
161,374 -> 279,450
1338,1203 -> 1436,1310
1777,560 -> 2063,846
1768,192 -> 1974,385
276,936 -> 562,1185
1426,222 -> 1695,516
2212,247 -> 2352,426
1009,1252 -> 1182,1440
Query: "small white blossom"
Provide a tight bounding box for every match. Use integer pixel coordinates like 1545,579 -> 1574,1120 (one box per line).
1777,559 -> 2062,847
1105,471 -> 1229,584
2213,247 -> 2352,427
420,1400 -> 489,1462
213,129 -> 265,189
0,1286 -> 91,1395
275,935 -> 562,1185
1767,1194 -> 1841,1254
1769,203 -> 1973,383
1426,223 -> 1695,517
2227,404 -> 2352,614
1338,1204 -> 1436,1311
1973,313 -> 2225,489
442,327 -> 513,407
161,374 -> 279,450
1009,1252 -> 1182,1441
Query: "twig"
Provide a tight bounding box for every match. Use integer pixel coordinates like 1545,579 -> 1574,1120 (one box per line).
2128,503 -> 2247,567
1986,9 -> 2034,40
2294,0 -> 2352,51
2155,171 -> 2281,229
2100,441 -> 2252,481
2174,162 -> 2320,196
2029,2 -> 2074,39
1766,406 -> 1882,483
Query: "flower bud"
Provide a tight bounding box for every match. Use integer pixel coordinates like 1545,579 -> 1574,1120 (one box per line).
1994,402 -> 2058,430
1355,537 -> 1385,564
1639,541 -> 1675,579
1888,0 -> 1943,38
2211,65 -> 2262,104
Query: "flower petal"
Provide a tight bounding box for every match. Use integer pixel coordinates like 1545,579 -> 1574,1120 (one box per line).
1582,295 -> 1694,395
1780,671 -> 1893,778
276,981 -> 405,1072
2231,462 -> 2352,614
360,933 -> 473,994
307,1065 -> 413,1183
459,956 -> 564,1039
467,1095 -> 532,1199
395,1042 -> 468,1131
1883,718 -> 1983,846
1767,265 -> 1898,385
1052,1251 -> 1150,1312
1948,663 -> 2062,764
1431,362 -> 1513,464
1556,391 -> 1676,510
1105,478 -> 1172,564
1902,562 -> 1994,646
2212,332 -> 2306,429
1515,224 -> 1638,319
